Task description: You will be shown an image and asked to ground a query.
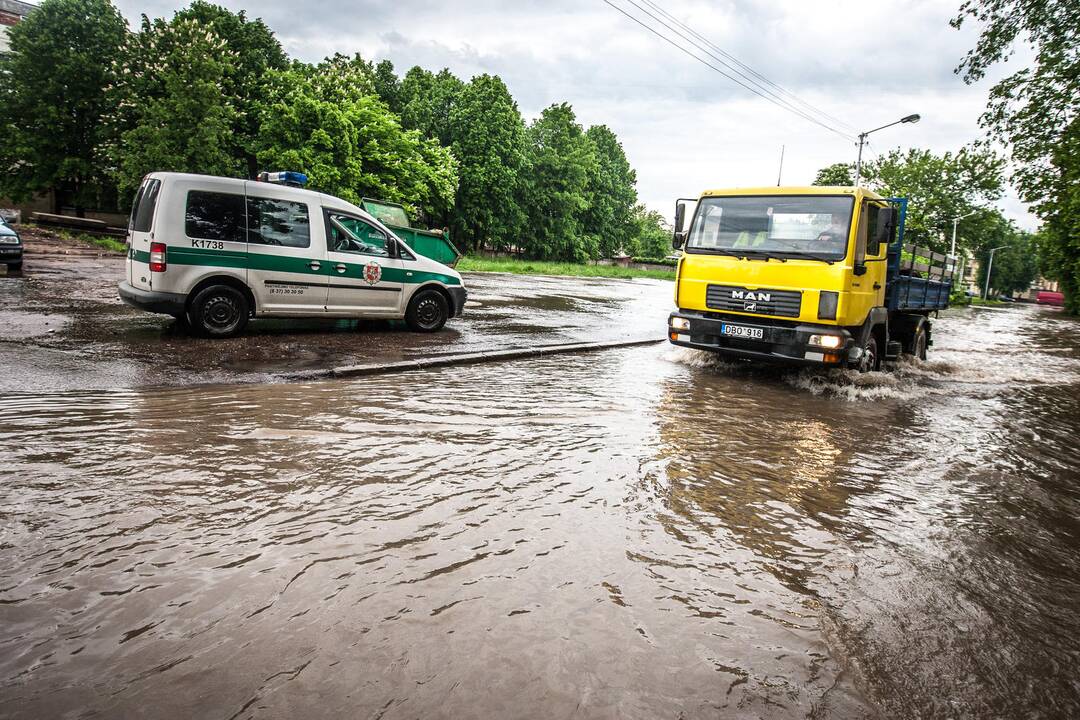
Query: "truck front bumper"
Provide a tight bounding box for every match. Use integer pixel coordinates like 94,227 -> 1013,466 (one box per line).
118,281 -> 186,316
668,311 -> 854,366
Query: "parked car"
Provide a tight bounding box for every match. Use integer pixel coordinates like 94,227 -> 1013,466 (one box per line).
0,218 -> 23,271
1036,290 -> 1065,306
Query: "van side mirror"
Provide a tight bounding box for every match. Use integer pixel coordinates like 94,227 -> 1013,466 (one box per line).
874,207 -> 898,254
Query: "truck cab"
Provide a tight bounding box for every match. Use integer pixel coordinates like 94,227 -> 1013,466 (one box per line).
668,186 -> 952,370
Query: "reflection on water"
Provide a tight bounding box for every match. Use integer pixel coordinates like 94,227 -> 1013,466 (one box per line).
1,305 -> 1078,718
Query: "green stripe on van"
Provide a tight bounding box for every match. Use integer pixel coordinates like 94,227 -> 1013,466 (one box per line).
162,245 -> 461,286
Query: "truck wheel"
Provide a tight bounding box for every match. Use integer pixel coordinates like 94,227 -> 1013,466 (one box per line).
405,289 -> 449,332
188,284 -> 249,338
856,332 -> 881,372
910,323 -> 928,361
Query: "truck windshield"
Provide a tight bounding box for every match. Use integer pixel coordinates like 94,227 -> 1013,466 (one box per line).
686,195 -> 854,261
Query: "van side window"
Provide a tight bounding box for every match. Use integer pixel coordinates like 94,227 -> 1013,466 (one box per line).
185,190 -> 246,243
326,213 -> 390,257
132,179 -> 161,233
248,197 -> 310,248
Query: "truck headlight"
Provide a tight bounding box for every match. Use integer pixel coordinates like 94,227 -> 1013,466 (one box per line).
808,334 -> 843,349
670,316 -> 690,330
818,291 -> 838,320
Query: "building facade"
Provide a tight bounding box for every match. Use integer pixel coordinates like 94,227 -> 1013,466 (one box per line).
0,0 -> 36,53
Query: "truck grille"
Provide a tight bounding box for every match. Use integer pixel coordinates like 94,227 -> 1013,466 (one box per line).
705,285 -> 803,318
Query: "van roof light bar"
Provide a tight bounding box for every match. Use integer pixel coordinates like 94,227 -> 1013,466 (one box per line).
257,171 -> 308,187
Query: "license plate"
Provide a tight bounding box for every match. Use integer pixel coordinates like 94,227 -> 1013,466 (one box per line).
720,323 -> 763,340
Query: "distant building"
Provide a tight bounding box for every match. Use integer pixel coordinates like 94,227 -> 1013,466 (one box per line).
0,0 -> 36,53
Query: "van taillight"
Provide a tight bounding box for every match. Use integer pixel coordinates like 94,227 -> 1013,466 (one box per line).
149,242 -> 167,272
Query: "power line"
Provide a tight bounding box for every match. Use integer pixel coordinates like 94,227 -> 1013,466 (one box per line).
601,0 -> 855,142
638,0 -> 859,134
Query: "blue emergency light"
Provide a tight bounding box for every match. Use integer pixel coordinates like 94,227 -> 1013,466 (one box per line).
257,171 -> 308,187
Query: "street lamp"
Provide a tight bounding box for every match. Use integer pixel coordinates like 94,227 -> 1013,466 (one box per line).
950,210 -> 979,257
854,114 -> 921,187
983,245 -> 1008,300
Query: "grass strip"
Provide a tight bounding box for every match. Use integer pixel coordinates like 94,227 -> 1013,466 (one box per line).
457,256 -> 674,280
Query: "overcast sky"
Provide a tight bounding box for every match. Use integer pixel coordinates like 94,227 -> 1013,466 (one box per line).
113,0 -> 1037,230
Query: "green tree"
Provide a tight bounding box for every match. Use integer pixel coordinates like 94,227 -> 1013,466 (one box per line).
813,146 -> 1006,252
108,1 -> 286,195
974,221 -> 1039,297
447,74 -> 528,251
253,63 -> 458,219
522,103 -> 598,262
372,59 -> 402,114
811,162 -> 855,186
0,0 -> 127,215
398,67 -> 465,146
952,0 -> 1080,312
581,125 -> 638,257
626,205 -> 671,259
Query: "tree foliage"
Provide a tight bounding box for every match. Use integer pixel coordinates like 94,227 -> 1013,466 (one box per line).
972,219 -> 1039,297
813,146 -> 1007,253
953,0 -> 1080,311
581,125 -> 638,257
108,2 -> 286,196
398,67 -> 465,147
0,0 -> 127,213
522,103 -> 598,262
252,62 -> 458,219
447,74 -> 528,251
811,162 -> 855,186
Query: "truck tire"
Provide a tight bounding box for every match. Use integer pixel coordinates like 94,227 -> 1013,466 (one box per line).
187,284 -> 249,338
405,288 -> 449,332
909,322 -> 928,361
856,332 -> 881,372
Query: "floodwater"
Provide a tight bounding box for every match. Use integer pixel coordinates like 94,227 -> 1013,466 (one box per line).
2,303 -> 1079,718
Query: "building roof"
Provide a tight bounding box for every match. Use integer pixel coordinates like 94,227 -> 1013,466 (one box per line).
0,0 -> 36,18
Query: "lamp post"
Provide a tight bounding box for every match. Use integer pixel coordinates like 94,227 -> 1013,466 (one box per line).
983,245 -> 1008,300
950,210 -> 979,257
854,114 -> 921,187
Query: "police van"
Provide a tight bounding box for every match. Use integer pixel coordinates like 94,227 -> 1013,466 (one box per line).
118,172 -> 467,338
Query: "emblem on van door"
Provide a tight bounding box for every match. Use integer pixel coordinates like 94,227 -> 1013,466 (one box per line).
731,290 -> 771,302
364,261 -> 382,285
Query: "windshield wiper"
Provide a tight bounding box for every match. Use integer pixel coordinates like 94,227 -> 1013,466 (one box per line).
792,253 -> 838,264
740,250 -> 788,262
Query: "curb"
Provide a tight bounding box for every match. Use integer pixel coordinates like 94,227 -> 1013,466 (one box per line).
315,337 -> 665,379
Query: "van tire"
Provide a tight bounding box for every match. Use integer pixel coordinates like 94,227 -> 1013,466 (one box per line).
188,284 -> 249,338
405,288 -> 449,332
7,261 -> 22,272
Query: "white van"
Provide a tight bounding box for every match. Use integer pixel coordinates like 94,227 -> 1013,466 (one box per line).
118,172 -> 467,338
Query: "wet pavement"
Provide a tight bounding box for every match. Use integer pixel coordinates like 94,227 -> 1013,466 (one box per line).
0,247 -> 669,391
3,242 -> 1080,718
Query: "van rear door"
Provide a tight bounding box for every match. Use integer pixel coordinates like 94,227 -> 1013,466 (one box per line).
127,176 -> 161,291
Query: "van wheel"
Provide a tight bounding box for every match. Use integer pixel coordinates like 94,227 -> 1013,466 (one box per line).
188,284 -> 249,338
7,261 -> 22,272
405,289 -> 448,332
855,332 -> 880,372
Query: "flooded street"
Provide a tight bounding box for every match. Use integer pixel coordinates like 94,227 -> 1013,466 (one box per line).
2,301 -> 1080,718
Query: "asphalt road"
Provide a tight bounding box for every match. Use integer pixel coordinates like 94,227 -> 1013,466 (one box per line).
0,238 -> 673,391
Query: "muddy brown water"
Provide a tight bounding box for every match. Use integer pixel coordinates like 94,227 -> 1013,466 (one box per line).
1,303 -> 1079,718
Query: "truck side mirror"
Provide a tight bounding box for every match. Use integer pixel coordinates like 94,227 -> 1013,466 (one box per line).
673,199 -> 693,250
874,207 -> 898,254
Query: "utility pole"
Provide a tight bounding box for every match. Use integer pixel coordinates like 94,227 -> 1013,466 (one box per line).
776,145 -> 785,187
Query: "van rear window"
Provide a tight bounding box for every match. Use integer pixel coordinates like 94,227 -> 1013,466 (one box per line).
186,191 -> 246,243
248,197 -> 310,248
131,179 -> 161,233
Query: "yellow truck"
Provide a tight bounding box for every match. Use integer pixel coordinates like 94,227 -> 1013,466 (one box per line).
668,186 -> 955,371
